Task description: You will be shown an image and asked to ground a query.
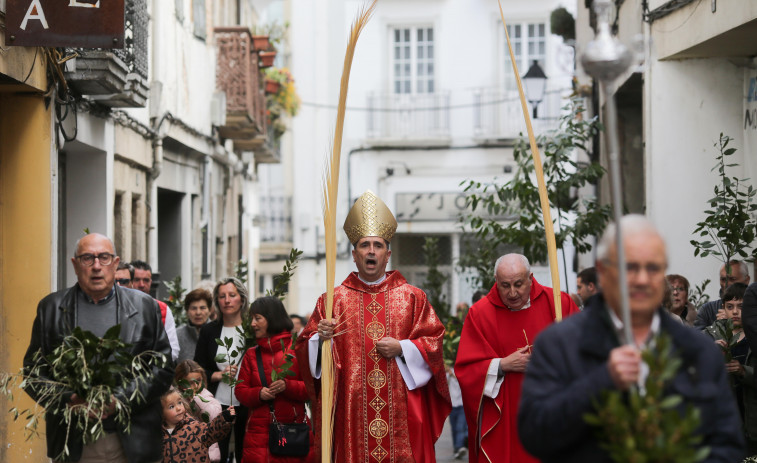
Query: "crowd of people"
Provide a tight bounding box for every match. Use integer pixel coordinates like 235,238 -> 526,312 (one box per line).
21,193 -> 757,463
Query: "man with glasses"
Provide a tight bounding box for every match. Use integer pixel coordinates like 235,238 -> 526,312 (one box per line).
115,262 -> 134,288
518,215 -> 745,462
23,233 -> 173,463
130,259 -> 181,361
695,260 -> 751,329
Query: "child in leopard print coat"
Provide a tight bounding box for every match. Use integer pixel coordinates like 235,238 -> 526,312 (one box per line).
161,388 -> 236,463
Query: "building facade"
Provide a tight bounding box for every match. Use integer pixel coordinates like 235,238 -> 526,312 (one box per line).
575,1 -> 757,296
277,0 -> 577,316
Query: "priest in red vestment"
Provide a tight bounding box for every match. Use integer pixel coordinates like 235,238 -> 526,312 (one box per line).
455,254 -> 579,463
295,190 -> 451,463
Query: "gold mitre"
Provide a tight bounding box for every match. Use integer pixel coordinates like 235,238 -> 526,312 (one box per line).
343,190 -> 397,245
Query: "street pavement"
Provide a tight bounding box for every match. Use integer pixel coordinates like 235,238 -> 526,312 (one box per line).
435,416 -> 467,462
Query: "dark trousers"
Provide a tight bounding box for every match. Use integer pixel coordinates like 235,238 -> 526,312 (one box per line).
449,405 -> 468,451
219,404 -> 248,462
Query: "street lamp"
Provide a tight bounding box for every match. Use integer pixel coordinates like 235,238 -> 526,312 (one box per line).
522,60 -> 547,118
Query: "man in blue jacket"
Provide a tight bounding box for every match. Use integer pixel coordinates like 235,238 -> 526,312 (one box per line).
518,215 -> 745,462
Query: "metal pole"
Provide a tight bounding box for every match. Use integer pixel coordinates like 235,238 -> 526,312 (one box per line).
580,0 -> 635,345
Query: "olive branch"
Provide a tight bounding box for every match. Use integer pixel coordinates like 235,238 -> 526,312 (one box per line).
1,325 -> 167,461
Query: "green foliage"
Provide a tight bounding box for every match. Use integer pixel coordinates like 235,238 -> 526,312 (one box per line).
176,379 -> 211,423
266,248 -> 303,301
214,334 -> 246,404
234,259 -> 249,285
459,98 -> 610,289
442,308 -> 467,367
688,279 -> 711,309
710,319 -> 740,363
583,333 -> 709,463
691,134 -> 757,268
270,334 -> 298,382
164,275 -> 187,326
550,7 -> 575,42
422,237 -> 452,324
0,326 -> 167,461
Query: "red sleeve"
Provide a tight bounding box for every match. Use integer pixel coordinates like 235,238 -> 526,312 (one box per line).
234,348 -> 264,408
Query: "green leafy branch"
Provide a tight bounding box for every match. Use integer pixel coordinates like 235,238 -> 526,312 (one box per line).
175,378 -> 211,423
583,333 -> 708,463
266,248 -> 303,300
1,326 -> 167,461
691,134 -> 757,269
688,279 -> 711,309
214,335 -> 245,405
458,98 -> 610,290
270,334 -> 298,382
164,275 -> 187,326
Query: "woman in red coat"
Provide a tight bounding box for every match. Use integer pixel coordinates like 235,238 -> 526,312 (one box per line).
235,296 -> 314,463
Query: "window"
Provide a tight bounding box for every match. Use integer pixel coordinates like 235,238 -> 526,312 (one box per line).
392,27 -> 435,94
503,22 -> 546,90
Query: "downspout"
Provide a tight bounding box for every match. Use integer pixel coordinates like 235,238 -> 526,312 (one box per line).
147,136 -> 163,269
201,154 -> 212,279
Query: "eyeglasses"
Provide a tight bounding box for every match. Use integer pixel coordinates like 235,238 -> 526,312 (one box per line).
671,286 -> 686,293
75,253 -> 116,266
604,260 -> 665,277
116,278 -> 132,285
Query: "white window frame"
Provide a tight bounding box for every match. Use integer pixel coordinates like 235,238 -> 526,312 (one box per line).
390,25 -> 435,95
500,20 -> 547,90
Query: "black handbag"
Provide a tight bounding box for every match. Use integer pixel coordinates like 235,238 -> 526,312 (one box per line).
255,346 -> 311,457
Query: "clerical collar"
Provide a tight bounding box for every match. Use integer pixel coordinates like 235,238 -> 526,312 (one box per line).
507,298 -> 531,311
606,305 -> 660,348
358,273 -> 387,286
79,286 -> 116,305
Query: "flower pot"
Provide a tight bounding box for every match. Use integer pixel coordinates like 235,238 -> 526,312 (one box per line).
259,51 -> 276,68
252,35 -> 270,52
265,79 -> 281,94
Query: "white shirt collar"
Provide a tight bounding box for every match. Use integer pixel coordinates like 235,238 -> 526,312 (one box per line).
607,306 -> 661,348
358,273 -> 387,286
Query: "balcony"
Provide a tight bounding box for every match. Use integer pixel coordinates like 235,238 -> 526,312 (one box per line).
64,0 -> 149,108
472,88 -> 565,142
366,92 -> 451,145
215,26 -> 270,157
259,195 -> 292,259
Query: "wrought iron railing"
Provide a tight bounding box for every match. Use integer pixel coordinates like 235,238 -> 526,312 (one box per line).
366,92 -> 451,141
118,0 -> 148,80
215,26 -> 266,132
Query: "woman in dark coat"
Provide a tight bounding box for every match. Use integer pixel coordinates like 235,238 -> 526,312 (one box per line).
235,296 -> 313,463
194,277 -> 250,463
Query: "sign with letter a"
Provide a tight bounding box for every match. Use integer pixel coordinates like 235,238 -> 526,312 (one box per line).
6,0 -> 125,48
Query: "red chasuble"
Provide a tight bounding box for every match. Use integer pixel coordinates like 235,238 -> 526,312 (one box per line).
455,277 -> 579,463
295,271 -> 451,463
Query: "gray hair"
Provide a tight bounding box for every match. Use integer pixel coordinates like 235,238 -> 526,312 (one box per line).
213,277 -> 250,323
73,233 -> 117,256
723,260 -> 750,278
596,214 -> 666,262
494,253 -> 531,279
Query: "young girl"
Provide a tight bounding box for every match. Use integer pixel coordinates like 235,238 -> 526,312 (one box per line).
175,360 -> 224,462
161,388 -> 236,463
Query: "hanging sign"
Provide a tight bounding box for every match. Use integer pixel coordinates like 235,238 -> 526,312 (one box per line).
6,0 -> 125,48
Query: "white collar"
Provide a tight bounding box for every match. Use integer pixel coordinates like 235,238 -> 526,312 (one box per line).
358,273 -> 387,286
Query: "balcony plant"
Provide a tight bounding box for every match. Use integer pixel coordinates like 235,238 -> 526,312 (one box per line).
265,67 -> 301,141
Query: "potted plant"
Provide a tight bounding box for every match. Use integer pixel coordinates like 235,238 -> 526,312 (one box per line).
252,35 -> 269,52
265,79 -> 281,94
259,51 -> 277,68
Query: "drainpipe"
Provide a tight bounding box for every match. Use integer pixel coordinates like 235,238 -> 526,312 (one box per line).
201,154 -> 212,279
147,135 -> 163,269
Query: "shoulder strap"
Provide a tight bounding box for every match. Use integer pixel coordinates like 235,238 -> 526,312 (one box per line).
255,346 -> 267,387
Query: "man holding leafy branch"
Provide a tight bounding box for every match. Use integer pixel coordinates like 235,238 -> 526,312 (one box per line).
23,233 -> 174,463
518,215 -> 745,462
296,190 -> 451,463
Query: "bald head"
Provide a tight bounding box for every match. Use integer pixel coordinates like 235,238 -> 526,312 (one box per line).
72,233 -> 119,302
596,215 -> 668,322
495,253 -> 533,310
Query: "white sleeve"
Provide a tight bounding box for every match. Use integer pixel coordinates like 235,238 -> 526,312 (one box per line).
483,359 -> 505,398
164,309 -> 180,361
395,340 -> 433,390
309,333 -> 321,379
